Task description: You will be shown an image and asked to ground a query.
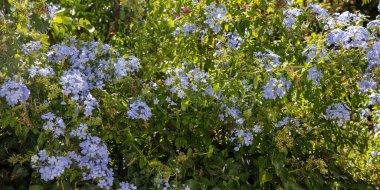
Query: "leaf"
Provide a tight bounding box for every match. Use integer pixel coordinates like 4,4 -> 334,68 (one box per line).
37,132 -> 46,147
28,185 -> 44,190
11,164 -> 28,180
259,170 -> 272,185
207,145 -> 214,158
175,137 -> 187,148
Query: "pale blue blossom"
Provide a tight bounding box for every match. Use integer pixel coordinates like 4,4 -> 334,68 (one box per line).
70,123 -> 89,140
252,125 -> 262,133
60,69 -> 89,101
47,3 -> 59,20
226,31 -> 243,49
323,11 -> 365,30
358,77 -> 377,94
84,93 -> 99,116
29,63 -> 55,77
114,56 -> 140,79
127,100 -> 152,121
308,3 -> 329,17
327,29 -> 348,47
263,76 -> 291,100
41,113 -> 66,137
254,50 -> 281,70
153,98 -> 159,105
236,118 -> 244,125
302,45 -> 327,63
204,3 -> 227,34
283,8 -> 302,28
369,93 -> 380,105
118,182 -> 137,190
325,103 -> 350,126
366,41 -> 380,69
183,24 -> 197,36
307,66 -> 323,86
31,151 -> 72,181
0,79 -> 30,106
165,77 -> 174,86
275,117 -> 300,128
230,128 -> 254,151
166,96 -> 176,105
345,26 -> 371,48
22,41 -> 41,55
202,85 -> 214,97
47,44 -> 77,64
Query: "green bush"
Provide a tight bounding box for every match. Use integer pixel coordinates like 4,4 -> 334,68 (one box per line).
0,0 -> 380,189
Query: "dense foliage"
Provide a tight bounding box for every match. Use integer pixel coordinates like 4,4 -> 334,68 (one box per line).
1,0 -> 380,189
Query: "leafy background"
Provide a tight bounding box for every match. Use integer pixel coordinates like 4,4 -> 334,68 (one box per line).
1,0 -> 380,189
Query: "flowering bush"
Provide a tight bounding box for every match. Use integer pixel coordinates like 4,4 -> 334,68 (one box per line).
1,0 -> 380,189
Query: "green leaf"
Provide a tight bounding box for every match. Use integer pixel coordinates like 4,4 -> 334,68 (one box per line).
259,170 -> 272,185
175,137 -> 187,148
207,145 -> 214,158
11,164 -> 28,180
28,185 -> 44,190
37,132 -> 46,147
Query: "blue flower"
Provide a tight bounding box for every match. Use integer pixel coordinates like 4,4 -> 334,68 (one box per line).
84,93 -> 99,116
307,66 -> 323,86
358,76 -> 377,94
325,103 -> 350,126
127,100 -> 152,121
70,124 -> 89,140
60,69 -> 89,98
254,50 -> 281,70
283,8 -> 302,28
308,3 -> 329,17
41,113 -> 66,137
263,76 -> 291,100
0,79 -> 30,106
118,182 -> 137,190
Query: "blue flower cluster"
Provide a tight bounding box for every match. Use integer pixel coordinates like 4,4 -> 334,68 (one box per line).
127,100 -> 152,121
307,66 -> 323,86
219,103 -> 245,125
31,150 -> 72,181
46,39 -> 140,117
29,63 -> 55,77
32,123 -> 115,189
84,93 -> 99,117
302,44 -> 327,64
308,3 -> 329,18
275,117 -> 300,128
366,41 -> 380,69
182,24 -> 197,36
263,76 -> 291,100
323,11 -> 365,31
164,65 -> 218,101
229,125 -> 261,151
283,8 -> 302,28
254,50 -> 282,71
60,69 -> 90,101
78,135 -> 114,188
327,26 -> 371,48
22,41 -> 42,55
358,76 -> 377,94
0,79 -> 30,106
114,56 -> 140,79
325,103 -> 351,126
118,182 -> 137,190
204,3 -> 227,34
225,31 -> 243,49
41,112 -> 66,137
369,93 -> 380,105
